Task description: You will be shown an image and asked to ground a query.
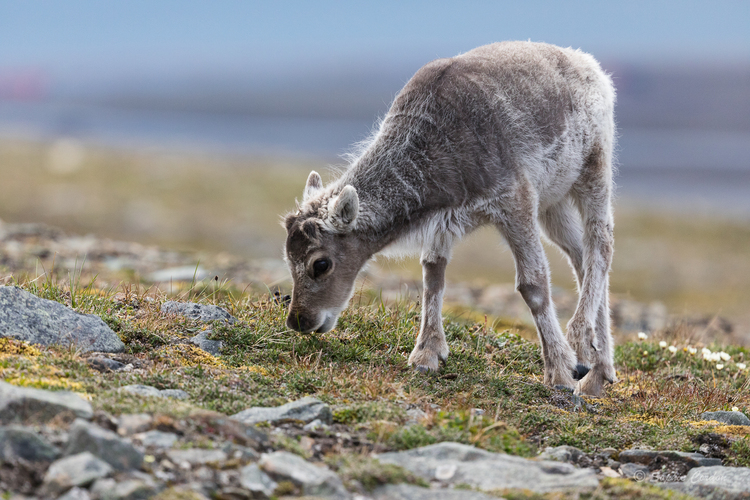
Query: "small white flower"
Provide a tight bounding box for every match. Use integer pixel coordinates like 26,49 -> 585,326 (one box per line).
687,346 -> 697,355
638,332 -> 648,340
719,352 -> 731,361
668,345 -> 678,353
703,350 -> 713,361
738,363 -> 747,370
702,347 -> 712,355
732,406 -> 740,412
716,364 -> 724,370
659,341 -> 667,349
642,350 -> 649,356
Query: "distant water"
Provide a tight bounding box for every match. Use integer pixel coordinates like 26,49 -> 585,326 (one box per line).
1,100 -> 749,216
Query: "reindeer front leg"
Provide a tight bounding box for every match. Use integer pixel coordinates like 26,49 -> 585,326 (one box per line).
409,255 -> 450,372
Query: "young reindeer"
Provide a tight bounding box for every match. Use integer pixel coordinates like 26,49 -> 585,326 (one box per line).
283,41 -> 616,396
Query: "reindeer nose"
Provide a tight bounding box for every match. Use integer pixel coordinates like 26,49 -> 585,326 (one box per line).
286,311 -> 315,332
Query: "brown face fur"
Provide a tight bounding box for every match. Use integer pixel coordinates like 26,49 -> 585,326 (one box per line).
284,205 -> 368,333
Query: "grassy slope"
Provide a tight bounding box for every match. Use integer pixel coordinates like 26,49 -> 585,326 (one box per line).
2,277 -> 749,479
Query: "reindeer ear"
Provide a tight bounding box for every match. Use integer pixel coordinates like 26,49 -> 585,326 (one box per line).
329,185 -> 359,231
303,171 -> 323,201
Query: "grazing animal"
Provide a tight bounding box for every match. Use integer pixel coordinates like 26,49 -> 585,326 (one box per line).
283,41 -> 616,396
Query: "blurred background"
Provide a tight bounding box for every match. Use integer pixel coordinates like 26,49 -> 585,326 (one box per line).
0,1 -> 749,337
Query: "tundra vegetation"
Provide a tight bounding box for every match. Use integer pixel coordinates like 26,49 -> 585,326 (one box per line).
1,253 -> 749,498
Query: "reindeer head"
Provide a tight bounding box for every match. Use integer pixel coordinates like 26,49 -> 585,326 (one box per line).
283,171 -> 368,333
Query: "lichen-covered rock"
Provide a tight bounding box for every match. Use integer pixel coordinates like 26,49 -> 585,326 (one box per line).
65,419 -> 144,471
162,301 -> 236,324
377,442 -> 598,494
661,465 -> 750,497
90,472 -> 162,500
0,425 -> 60,462
230,397 -> 333,426
120,384 -> 188,400
0,286 -> 124,352
259,451 -> 350,499
373,483 -> 500,500
700,411 -> 750,426
618,448 -> 722,469
538,445 -> 586,464
0,380 -> 93,424
41,451 -> 113,497
166,448 -> 228,466
239,464 -> 278,498
190,330 -> 223,355
135,430 -> 179,449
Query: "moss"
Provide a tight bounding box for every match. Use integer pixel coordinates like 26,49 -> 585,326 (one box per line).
0,338 -> 42,357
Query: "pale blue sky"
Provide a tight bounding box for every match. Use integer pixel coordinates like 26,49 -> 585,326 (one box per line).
1,0 -> 749,76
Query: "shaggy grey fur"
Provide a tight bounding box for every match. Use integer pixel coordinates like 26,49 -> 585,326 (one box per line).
283,41 -> 616,395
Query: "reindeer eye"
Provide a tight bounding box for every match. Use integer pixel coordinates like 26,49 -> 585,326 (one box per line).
312,258 -> 331,277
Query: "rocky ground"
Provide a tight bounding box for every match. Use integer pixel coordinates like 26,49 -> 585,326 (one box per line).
1,220 -> 750,499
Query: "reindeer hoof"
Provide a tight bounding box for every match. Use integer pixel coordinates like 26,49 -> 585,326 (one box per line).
415,365 -> 432,374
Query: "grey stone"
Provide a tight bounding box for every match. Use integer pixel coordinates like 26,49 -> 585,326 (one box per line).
159,389 -> 189,400
259,451 -> 350,499
0,425 -> 60,462
117,413 -> 153,436
135,430 -> 178,449
166,448 -> 228,466
684,466 -> 750,495
41,451 -> 113,497
57,486 -> 92,500
88,357 -> 125,372
190,331 -> 223,356
239,463 -> 278,498
700,411 -> 750,426
66,419 -> 144,471
90,472 -> 161,500
161,301 -> 236,324
373,483 -> 500,500
0,286 -> 124,353
0,380 -> 93,424
230,397 -> 333,426
539,445 -> 586,464
147,266 -> 209,283
620,462 -> 650,480
303,419 -> 329,432
619,448 -> 722,469
377,442 -> 598,493
120,384 -> 187,400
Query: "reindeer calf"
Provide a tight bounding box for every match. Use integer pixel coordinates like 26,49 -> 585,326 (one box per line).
283,41 -> 616,396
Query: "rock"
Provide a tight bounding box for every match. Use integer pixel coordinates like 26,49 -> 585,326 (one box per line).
239,463 -> 278,498
0,286 -> 124,353
159,389 -> 189,400
259,451 -> 350,499
376,442 -> 598,493
672,466 -> 750,497
120,384 -> 188,400
373,483 -> 500,500
88,357 -> 125,372
303,419 -> 328,432
230,397 -> 333,426
0,380 -> 93,424
539,445 -> 586,464
405,408 -> 427,425
161,301 -> 236,324
41,451 -> 113,497
66,419 -> 144,471
186,410 -> 269,450
189,331 -> 223,356
619,449 -> 722,470
166,448 -> 228,466
90,472 -> 161,500
57,487 -> 92,500
117,413 -> 153,436
147,266 -> 209,283
135,430 -> 179,449
700,411 -> 750,426
0,425 -> 60,462
619,462 -> 650,480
